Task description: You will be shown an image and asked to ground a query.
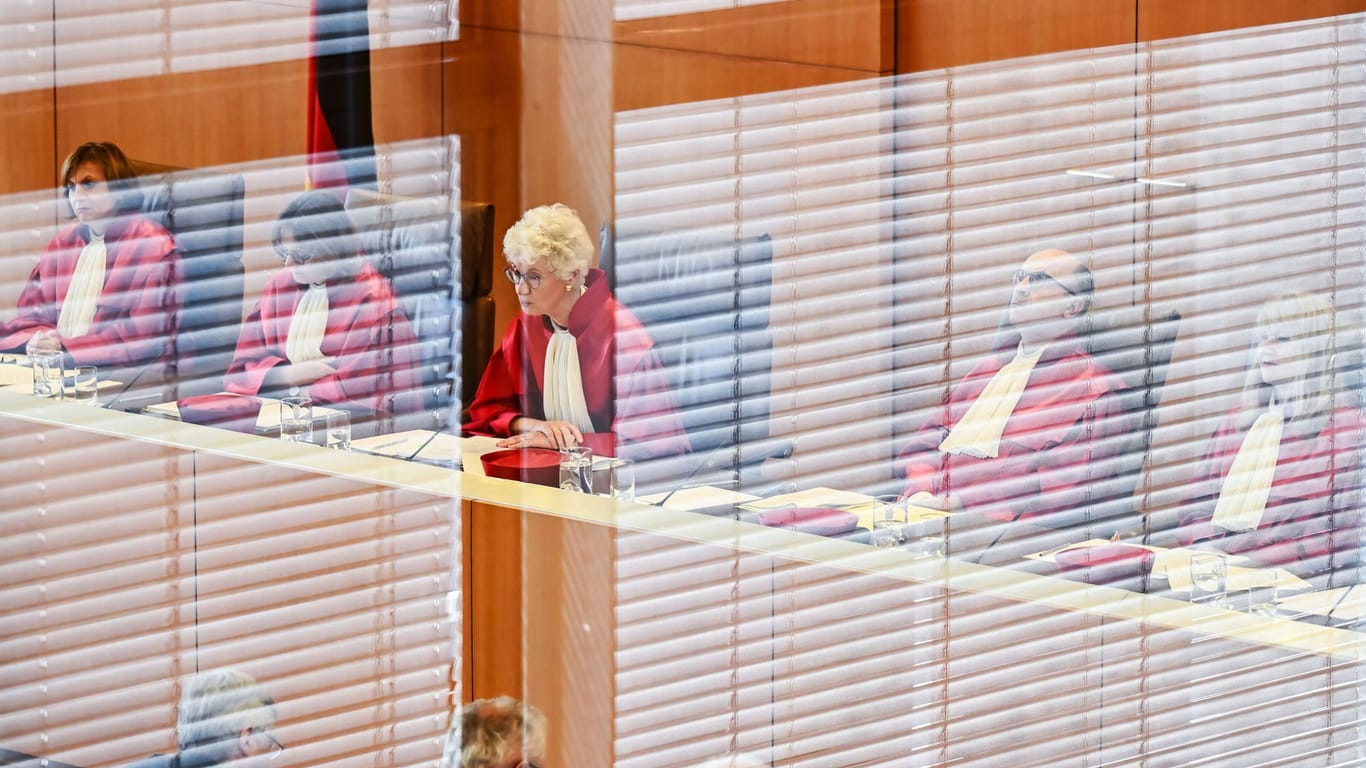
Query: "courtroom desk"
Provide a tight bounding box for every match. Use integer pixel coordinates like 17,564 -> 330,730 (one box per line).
2,392 -> 1361,768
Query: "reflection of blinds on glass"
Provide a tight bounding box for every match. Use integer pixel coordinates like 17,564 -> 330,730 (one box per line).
0,139 -> 461,767
611,13 -> 1364,768
0,0 -> 455,93
0,417 -> 457,767
614,0 -> 790,22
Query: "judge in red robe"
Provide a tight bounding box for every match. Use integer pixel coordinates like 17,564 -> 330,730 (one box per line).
0,142 -> 178,368
464,204 -> 690,461
1178,293 -> 1363,586
224,191 -> 421,418
898,249 -> 1127,563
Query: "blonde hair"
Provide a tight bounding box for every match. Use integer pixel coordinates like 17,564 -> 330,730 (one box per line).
444,696 -> 547,768
1240,292 -> 1339,427
502,203 -> 593,281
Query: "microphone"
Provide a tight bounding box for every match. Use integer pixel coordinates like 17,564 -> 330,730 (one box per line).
102,358 -> 164,413
405,414 -> 456,466
656,440 -> 742,507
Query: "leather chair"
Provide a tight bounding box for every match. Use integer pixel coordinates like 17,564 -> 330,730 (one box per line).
344,189 -> 495,431
601,224 -> 793,495
129,159 -> 246,403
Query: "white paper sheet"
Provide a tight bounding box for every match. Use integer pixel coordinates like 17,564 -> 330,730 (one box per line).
638,485 -> 760,511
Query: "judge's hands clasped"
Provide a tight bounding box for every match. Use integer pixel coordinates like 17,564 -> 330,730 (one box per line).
25,329 -> 64,357
500,418 -> 583,450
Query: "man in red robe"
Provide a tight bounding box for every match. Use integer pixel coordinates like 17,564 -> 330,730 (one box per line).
465,267 -> 690,461
898,249 -> 1127,564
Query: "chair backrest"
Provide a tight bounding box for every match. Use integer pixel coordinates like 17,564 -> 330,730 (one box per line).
131,159 -> 246,400
344,189 -> 495,427
603,226 -> 786,483
992,304 -> 1182,535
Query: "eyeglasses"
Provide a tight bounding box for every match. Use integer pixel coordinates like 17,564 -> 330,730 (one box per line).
1014,269 -> 1077,296
504,267 -> 543,290
262,732 -> 285,761
275,245 -> 318,264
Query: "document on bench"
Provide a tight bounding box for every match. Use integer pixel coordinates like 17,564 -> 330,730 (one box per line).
351,431 -> 502,472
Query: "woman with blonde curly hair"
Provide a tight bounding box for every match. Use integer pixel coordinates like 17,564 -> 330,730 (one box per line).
464,204 -> 688,459
1179,292 -> 1363,585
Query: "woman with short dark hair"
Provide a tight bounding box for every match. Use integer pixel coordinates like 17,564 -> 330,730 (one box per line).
224,190 -> 421,417
0,141 -> 179,366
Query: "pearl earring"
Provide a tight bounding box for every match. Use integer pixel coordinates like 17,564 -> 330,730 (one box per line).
565,283 -> 572,292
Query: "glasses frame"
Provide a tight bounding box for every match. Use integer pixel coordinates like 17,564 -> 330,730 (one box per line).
504,266 -> 544,290
1013,268 -> 1078,296
275,244 -> 319,265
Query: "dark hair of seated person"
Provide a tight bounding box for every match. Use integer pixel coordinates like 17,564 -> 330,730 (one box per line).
60,141 -> 144,215
271,189 -> 365,279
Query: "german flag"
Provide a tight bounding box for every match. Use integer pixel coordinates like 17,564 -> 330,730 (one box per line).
306,0 -> 375,190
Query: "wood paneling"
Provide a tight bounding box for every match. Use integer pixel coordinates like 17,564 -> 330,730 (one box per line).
1139,0 -> 1366,41
896,0 -> 1137,73
468,502 -> 526,699
371,43 -> 446,145
616,0 -> 893,73
0,89 -> 57,196
614,42 -> 880,113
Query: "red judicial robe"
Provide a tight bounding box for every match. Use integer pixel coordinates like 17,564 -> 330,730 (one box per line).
898,335 -> 1126,527
464,269 -> 690,460
0,215 -> 179,367
1178,406 -> 1363,581
224,263 -> 421,416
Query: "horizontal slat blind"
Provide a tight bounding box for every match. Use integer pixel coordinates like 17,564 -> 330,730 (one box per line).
611,12 -> 1363,767
1,136 -> 460,767
0,0 -> 455,95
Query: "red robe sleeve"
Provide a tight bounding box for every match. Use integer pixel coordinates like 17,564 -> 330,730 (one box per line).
0,217 -> 179,368
464,318 -> 532,437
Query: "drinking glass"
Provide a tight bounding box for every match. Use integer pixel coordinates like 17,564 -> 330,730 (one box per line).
870,495 -> 907,549
71,365 -> 99,406
279,396 -> 314,443
1247,570 -> 1279,617
558,446 -> 593,493
608,459 -> 636,502
325,411 -> 351,450
30,349 -> 64,399
905,514 -> 948,559
1189,552 -> 1228,608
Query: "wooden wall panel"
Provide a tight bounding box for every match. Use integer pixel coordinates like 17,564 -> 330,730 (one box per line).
895,0 -> 1137,73
468,502 -> 526,699
371,43 -> 446,145
616,0 -> 893,73
1139,0 -> 1366,41
614,43 -> 880,113
0,89 -> 57,196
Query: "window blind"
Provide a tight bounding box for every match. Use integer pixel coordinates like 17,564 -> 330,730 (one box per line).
610,12 -> 1363,766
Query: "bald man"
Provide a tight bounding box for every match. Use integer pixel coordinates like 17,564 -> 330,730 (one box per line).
898,249 -> 1127,564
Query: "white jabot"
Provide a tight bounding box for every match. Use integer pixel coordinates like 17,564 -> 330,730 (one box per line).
543,323 -> 595,434
1211,402 -> 1286,532
938,344 -> 1046,459
285,283 -> 329,364
56,234 -> 106,338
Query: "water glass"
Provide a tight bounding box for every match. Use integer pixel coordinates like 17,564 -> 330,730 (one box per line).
870,495 -> 907,549
279,396 -> 314,444
71,365 -> 99,406
30,350 -> 64,399
558,446 -> 593,493
608,459 -> 636,501
1247,571 -> 1279,617
1189,552 -> 1228,608
905,514 -> 948,559
325,411 -> 351,450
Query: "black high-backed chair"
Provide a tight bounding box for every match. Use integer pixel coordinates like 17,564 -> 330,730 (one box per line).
130,159 -> 246,404
345,189 -> 495,431
601,224 -> 792,495
990,304 -> 1182,540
